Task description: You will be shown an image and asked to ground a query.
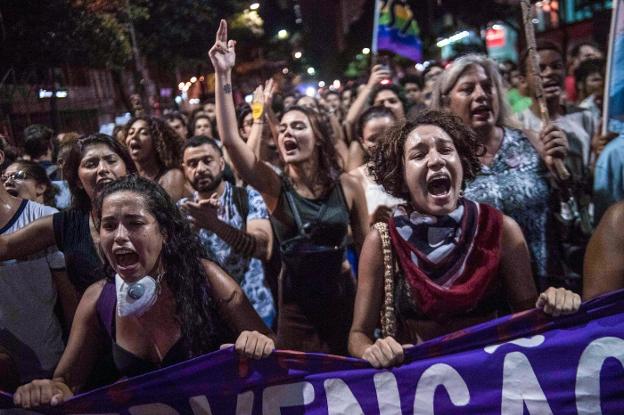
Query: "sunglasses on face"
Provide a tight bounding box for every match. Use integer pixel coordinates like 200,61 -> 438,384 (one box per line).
1,170 -> 31,182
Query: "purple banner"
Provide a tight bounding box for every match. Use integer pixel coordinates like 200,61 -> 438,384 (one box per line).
2,289 -> 624,414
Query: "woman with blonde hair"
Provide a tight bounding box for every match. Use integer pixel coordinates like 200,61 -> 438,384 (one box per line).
431,54 -> 568,289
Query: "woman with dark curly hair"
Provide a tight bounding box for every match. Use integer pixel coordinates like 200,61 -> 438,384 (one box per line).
348,110 -> 580,368
3,160 -> 59,207
0,134 -> 136,293
123,116 -> 186,201
13,175 -> 274,409
210,20 -> 368,355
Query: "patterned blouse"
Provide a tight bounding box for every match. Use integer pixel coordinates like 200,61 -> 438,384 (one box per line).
464,127 -> 553,284
179,182 -> 275,327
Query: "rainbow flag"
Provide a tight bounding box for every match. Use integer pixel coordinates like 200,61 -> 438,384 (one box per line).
373,0 -> 423,62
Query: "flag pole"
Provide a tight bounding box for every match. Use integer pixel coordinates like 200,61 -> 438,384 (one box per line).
371,0 -> 381,64
520,0 -> 570,181
602,0 -> 620,135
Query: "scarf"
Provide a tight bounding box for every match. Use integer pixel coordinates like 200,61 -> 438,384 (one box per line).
389,199 -> 503,321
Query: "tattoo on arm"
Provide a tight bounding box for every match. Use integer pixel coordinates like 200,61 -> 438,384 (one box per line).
223,84 -> 232,94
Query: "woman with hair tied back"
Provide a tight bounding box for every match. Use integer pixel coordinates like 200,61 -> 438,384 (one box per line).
0,134 -> 136,293
431,54 -> 568,290
2,159 -> 59,207
122,116 -> 187,201
210,20 -> 368,355
348,110 -> 580,369
13,175 -> 274,409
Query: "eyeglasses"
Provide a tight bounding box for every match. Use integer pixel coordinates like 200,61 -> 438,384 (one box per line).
1,170 -> 31,182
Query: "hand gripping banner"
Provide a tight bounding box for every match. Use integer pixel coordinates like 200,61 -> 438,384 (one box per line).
2,289 -> 624,414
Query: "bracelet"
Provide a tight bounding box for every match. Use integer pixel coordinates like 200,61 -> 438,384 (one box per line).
221,224 -> 257,258
253,120 -> 265,125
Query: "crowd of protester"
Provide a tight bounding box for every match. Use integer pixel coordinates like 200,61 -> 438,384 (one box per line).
3,18 -> 622,407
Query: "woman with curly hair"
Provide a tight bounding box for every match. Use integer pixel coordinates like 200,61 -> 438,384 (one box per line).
210,20 -> 368,355
123,116 -> 186,201
348,110 -> 580,368
3,160 -> 59,207
13,175 -> 274,409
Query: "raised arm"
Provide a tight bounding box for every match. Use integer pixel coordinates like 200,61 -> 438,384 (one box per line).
344,65 -> 390,132
0,215 -> 56,261
247,79 -> 275,161
209,20 -> 281,207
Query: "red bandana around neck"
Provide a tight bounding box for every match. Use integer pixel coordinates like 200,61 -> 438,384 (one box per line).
388,200 -> 504,321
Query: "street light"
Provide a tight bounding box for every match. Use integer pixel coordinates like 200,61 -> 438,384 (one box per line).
249,2 -> 260,10
278,29 -> 289,40
294,51 -> 302,59
362,47 -> 371,55
318,81 -> 326,87
307,67 -> 316,75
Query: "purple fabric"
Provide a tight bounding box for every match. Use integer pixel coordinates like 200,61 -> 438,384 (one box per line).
3,289 -> 624,414
377,26 -> 423,63
95,279 -> 116,338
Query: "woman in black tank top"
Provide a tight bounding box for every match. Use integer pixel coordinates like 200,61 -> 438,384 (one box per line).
209,20 -> 369,355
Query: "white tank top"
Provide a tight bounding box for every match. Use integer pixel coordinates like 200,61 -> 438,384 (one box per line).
357,165 -> 405,214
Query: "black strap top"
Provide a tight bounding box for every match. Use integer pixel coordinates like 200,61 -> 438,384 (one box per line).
270,176 -> 350,246
95,281 -> 190,378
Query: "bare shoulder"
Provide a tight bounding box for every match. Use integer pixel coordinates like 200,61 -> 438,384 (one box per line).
79,279 -> 108,309
599,201 -> 624,230
362,226 -> 384,257
501,214 -> 523,241
160,168 -> 185,184
339,172 -> 363,197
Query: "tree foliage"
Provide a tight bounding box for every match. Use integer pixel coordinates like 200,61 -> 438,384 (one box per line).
0,0 -> 250,79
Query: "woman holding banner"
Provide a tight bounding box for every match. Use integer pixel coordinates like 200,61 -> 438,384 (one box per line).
13,175 -> 274,409
348,110 -> 580,368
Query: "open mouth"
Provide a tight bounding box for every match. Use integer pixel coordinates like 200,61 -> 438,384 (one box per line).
5,188 -> 18,197
283,140 -> 299,152
427,174 -> 452,197
471,106 -> 491,117
128,141 -> 142,153
114,248 -> 140,268
542,80 -> 561,92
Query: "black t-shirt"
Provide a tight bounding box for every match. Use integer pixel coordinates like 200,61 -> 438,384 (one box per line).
52,208 -> 103,293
